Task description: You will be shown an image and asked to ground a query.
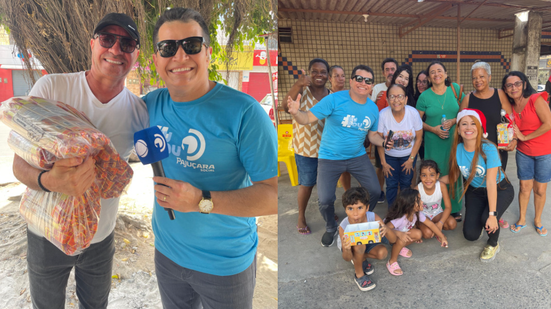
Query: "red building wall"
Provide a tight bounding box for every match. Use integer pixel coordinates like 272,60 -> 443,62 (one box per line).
248,72 -> 270,102
0,69 -> 13,102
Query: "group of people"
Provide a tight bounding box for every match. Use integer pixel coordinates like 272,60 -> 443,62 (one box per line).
284,56 -> 551,291
13,8 -> 277,309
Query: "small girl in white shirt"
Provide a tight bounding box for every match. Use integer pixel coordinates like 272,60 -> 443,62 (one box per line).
417,160 -> 457,242
384,188 -> 448,276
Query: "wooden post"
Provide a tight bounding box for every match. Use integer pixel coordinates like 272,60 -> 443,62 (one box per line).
457,4 -> 461,84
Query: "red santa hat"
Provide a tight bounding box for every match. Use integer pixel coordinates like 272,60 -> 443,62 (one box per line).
456,108 -> 488,138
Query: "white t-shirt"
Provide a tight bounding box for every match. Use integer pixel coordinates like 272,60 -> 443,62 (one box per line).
28,71 -> 149,244
377,105 -> 423,157
418,181 -> 444,220
370,83 -> 388,102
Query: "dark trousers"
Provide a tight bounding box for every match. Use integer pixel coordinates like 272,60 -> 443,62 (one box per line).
27,230 -> 115,309
463,179 -> 514,247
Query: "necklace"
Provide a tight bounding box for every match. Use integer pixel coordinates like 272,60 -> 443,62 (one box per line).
435,87 -> 448,109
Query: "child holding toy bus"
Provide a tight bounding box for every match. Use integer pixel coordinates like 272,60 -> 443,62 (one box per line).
338,187 -> 397,291
384,188 -> 448,276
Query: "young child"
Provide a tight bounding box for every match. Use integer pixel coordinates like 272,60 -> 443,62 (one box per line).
384,188 -> 448,276
338,187 -> 397,291
417,160 -> 457,241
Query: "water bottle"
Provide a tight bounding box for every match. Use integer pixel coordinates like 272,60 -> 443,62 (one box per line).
441,115 -> 448,139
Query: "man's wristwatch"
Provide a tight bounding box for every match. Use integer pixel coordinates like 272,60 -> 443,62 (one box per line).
199,190 -> 214,214
489,211 -> 498,217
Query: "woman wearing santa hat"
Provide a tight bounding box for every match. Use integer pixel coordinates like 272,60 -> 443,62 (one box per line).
447,109 -> 514,262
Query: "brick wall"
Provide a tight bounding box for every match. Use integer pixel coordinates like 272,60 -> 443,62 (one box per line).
278,19 -> 514,112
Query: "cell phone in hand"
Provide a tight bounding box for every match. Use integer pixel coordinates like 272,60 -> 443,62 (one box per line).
385,130 -> 394,149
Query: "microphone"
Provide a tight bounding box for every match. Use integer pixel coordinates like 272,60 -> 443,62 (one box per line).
134,126 -> 175,220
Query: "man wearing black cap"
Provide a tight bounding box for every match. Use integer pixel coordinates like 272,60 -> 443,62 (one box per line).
12,13 -> 148,309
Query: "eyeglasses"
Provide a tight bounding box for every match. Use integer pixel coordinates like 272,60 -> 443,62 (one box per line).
389,94 -> 405,101
94,32 -> 138,53
417,80 -> 428,85
352,75 -> 374,85
504,81 -> 523,90
156,37 -> 205,58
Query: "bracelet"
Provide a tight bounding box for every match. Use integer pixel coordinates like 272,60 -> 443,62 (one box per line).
439,221 -> 444,226
38,170 -> 51,193
513,137 -> 518,141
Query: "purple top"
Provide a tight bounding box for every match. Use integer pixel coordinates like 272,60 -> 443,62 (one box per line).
390,212 -> 426,232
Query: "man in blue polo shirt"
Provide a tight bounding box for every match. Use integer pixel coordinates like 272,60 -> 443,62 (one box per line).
288,64 -> 391,247
143,7 -> 277,309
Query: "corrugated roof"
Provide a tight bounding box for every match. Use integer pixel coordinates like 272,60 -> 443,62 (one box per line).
278,0 -> 551,31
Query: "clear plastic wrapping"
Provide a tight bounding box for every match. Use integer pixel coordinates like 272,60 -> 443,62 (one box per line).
0,96 -> 133,255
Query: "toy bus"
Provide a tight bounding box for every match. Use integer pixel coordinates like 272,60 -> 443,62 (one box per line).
344,221 -> 381,246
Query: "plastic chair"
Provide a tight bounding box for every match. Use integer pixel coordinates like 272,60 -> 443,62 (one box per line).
277,124 -> 299,186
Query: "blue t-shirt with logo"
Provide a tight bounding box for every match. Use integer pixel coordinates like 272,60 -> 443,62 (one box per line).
456,142 -> 504,188
143,83 -> 277,276
310,90 -> 379,160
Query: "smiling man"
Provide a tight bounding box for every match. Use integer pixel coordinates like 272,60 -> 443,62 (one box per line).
143,7 -> 277,309
287,65 -> 390,247
12,13 -> 149,309
283,58 -> 331,236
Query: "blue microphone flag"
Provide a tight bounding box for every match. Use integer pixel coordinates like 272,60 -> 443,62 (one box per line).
134,126 -> 169,165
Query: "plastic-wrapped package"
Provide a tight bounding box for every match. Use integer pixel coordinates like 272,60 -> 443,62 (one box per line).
8,130 -> 56,170
0,96 -> 133,255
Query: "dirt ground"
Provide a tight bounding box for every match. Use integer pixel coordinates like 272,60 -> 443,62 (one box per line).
0,162 -> 277,308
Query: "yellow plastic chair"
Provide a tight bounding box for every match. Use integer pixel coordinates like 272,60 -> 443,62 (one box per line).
277,124 -> 299,186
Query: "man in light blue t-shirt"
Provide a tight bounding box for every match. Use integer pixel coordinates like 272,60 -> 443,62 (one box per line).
143,8 -> 277,309
288,64 -> 392,247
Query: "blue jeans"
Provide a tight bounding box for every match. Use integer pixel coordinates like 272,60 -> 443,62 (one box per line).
317,154 -> 380,233
155,249 -> 256,309
27,229 -> 115,309
384,154 -> 417,207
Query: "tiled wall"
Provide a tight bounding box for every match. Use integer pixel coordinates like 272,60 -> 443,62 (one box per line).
278,19 -> 514,112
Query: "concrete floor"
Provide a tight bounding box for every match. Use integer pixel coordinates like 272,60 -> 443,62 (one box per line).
278,151 -> 551,308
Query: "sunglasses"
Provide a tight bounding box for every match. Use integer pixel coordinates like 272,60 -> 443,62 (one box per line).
94,32 -> 138,53
352,75 -> 374,85
156,37 -> 205,58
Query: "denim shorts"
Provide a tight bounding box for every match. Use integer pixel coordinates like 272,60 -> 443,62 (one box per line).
516,150 -> 551,183
295,153 -> 318,186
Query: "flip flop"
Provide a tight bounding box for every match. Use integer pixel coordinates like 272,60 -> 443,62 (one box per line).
399,247 -> 412,258
535,225 -> 548,237
510,223 -> 526,233
451,212 -> 462,222
499,219 -> 509,229
297,226 -> 311,235
386,261 -> 403,276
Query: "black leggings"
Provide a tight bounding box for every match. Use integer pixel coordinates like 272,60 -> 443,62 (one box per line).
463,179 -> 514,247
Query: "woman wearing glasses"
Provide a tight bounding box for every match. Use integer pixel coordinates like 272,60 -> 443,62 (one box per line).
416,61 -> 464,222
502,71 -> 551,236
414,71 -> 428,161
377,84 -> 423,207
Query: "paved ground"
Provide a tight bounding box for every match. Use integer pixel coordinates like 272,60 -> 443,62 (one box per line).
278,151 -> 551,308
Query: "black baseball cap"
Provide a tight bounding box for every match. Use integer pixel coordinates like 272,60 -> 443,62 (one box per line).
93,13 -> 140,46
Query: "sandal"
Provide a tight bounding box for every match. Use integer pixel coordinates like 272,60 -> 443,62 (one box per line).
451,212 -> 462,222
297,226 -> 311,235
499,219 -> 509,229
386,261 -> 403,276
399,247 -> 412,258
510,223 -> 526,233
535,225 -> 548,237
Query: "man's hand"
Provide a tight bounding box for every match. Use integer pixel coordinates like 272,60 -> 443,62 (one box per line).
287,93 -> 301,115
153,176 -> 202,213
42,156 -> 96,197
